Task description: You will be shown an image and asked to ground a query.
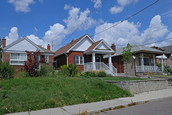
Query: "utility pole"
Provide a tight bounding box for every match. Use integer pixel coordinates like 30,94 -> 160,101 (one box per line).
52,41 -> 53,51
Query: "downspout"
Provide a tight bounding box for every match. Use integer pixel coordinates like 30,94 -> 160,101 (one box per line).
64,53 -> 68,67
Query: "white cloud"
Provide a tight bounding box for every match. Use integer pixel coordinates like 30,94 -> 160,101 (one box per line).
63,7 -> 96,33
43,23 -> 66,44
44,7 -> 96,49
64,4 -> 71,10
141,15 -> 168,44
91,0 -> 102,8
117,0 -> 138,6
5,27 -> 19,45
110,6 -> 123,14
27,34 -> 47,47
110,0 -> 138,14
94,15 -> 169,48
158,32 -> 172,47
8,0 -> 35,12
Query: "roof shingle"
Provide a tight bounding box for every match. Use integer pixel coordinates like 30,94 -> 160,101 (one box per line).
54,35 -> 85,57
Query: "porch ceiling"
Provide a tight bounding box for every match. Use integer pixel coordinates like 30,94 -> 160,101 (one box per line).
84,50 -> 114,55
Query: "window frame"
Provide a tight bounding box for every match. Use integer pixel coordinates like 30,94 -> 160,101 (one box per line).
75,56 -> 84,65
45,55 -> 49,63
10,53 -> 27,65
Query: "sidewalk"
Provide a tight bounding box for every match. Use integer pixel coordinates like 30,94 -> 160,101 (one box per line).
8,88 -> 172,115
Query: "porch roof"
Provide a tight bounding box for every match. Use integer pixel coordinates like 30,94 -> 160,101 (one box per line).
84,39 -> 114,55
112,45 -> 164,57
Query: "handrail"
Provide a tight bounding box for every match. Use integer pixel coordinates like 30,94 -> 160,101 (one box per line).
84,62 -> 117,76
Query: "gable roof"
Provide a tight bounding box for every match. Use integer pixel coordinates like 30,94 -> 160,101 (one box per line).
38,45 -> 54,53
112,45 -> 164,57
85,40 -> 102,52
54,34 -> 95,57
3,37 -> 54,53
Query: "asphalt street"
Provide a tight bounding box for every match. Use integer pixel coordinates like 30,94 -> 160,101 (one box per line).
96,97 -> 172,115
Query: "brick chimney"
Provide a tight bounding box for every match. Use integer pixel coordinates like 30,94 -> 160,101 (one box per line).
47,44 -> 50,51
111,44 -> 116,52
2,37 -> 6,48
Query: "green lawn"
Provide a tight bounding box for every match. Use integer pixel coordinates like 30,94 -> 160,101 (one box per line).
148,75 -> 172,78
95,77 -> 151,81
0,77 -> 131,114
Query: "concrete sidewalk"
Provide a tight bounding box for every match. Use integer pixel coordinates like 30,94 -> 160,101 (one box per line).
8,88 -> 172,115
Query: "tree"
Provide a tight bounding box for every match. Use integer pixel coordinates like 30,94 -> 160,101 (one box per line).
24,51 -> 40,76
122,43 -> 133,76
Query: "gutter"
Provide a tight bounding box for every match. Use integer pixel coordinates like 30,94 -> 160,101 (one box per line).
64,53 -> 68,67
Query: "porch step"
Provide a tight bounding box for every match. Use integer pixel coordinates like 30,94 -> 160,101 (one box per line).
105,70 -> 116,76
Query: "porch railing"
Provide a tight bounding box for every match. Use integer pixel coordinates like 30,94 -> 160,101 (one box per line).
136,66 -> 161,72
84,62 -> 117,76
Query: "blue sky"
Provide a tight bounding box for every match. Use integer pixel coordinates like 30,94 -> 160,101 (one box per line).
0,0 -> 172,51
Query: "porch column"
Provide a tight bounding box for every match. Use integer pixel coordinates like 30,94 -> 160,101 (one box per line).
153,54 -> 156,72
141,53 -> 144,72
162,58 -> 164,73
92,52 -> 96,70
108,54 -> 112,71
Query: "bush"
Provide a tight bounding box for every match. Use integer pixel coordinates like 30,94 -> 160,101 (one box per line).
68,64 -> 78,77
17,71 -> 27,78
39,65 -> 55,77
164,66 -> 172,75
156,63 -> 162,68
97,70 -> 107,77
85,71 -> 97,77
0,62 -> 15,79
60,64 -> 78,77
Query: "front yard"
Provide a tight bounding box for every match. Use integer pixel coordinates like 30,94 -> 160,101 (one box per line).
0,76 -> 131,114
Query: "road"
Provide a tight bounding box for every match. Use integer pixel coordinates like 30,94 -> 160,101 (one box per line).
95,97 -> 172,115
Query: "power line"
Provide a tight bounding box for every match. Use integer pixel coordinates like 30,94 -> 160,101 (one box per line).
91,0 -> 160,37
53,0 -> 161,49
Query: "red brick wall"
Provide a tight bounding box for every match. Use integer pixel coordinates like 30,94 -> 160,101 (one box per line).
54,54 -> 67,69
68,51 -> 84,72
111,56 -> 124,73
2,52 -> 10,62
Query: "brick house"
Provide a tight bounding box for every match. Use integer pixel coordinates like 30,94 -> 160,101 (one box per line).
54,34 -> 117,76
104,45 -> 164,76
1,37 -> 54,73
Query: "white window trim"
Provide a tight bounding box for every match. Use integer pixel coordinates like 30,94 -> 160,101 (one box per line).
75,56 -> 84,65
10,53 -> 27,65
45,55 -> 49,63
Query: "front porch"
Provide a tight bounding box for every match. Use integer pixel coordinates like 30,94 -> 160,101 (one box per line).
84,53 -> 117,76
135,53 -> 163,73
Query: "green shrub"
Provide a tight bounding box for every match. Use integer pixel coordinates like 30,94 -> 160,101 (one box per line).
68,64 -> 78,77
85,71 -> 97,77
97,70 -> 107,77
60,64 -> 78,77
0,62 -> 15,79
60,65 -> 69,76
156,63 -> 162,68
18,71 -> 27,78
39,65 -> 55,77
164,66 -> 172,75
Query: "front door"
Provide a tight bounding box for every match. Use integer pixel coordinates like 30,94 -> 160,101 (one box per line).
95,56 -> 101,70
96,56 -> 101,62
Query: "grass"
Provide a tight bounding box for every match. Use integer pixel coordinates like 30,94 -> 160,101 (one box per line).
95,77 -> 151,81
0,76 -> 131,114
148,75 -> 172,78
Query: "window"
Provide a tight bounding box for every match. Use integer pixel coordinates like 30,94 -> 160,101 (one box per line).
10,53 -> 27,65
45,55 -> 49,63
75,56 -> 84,65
